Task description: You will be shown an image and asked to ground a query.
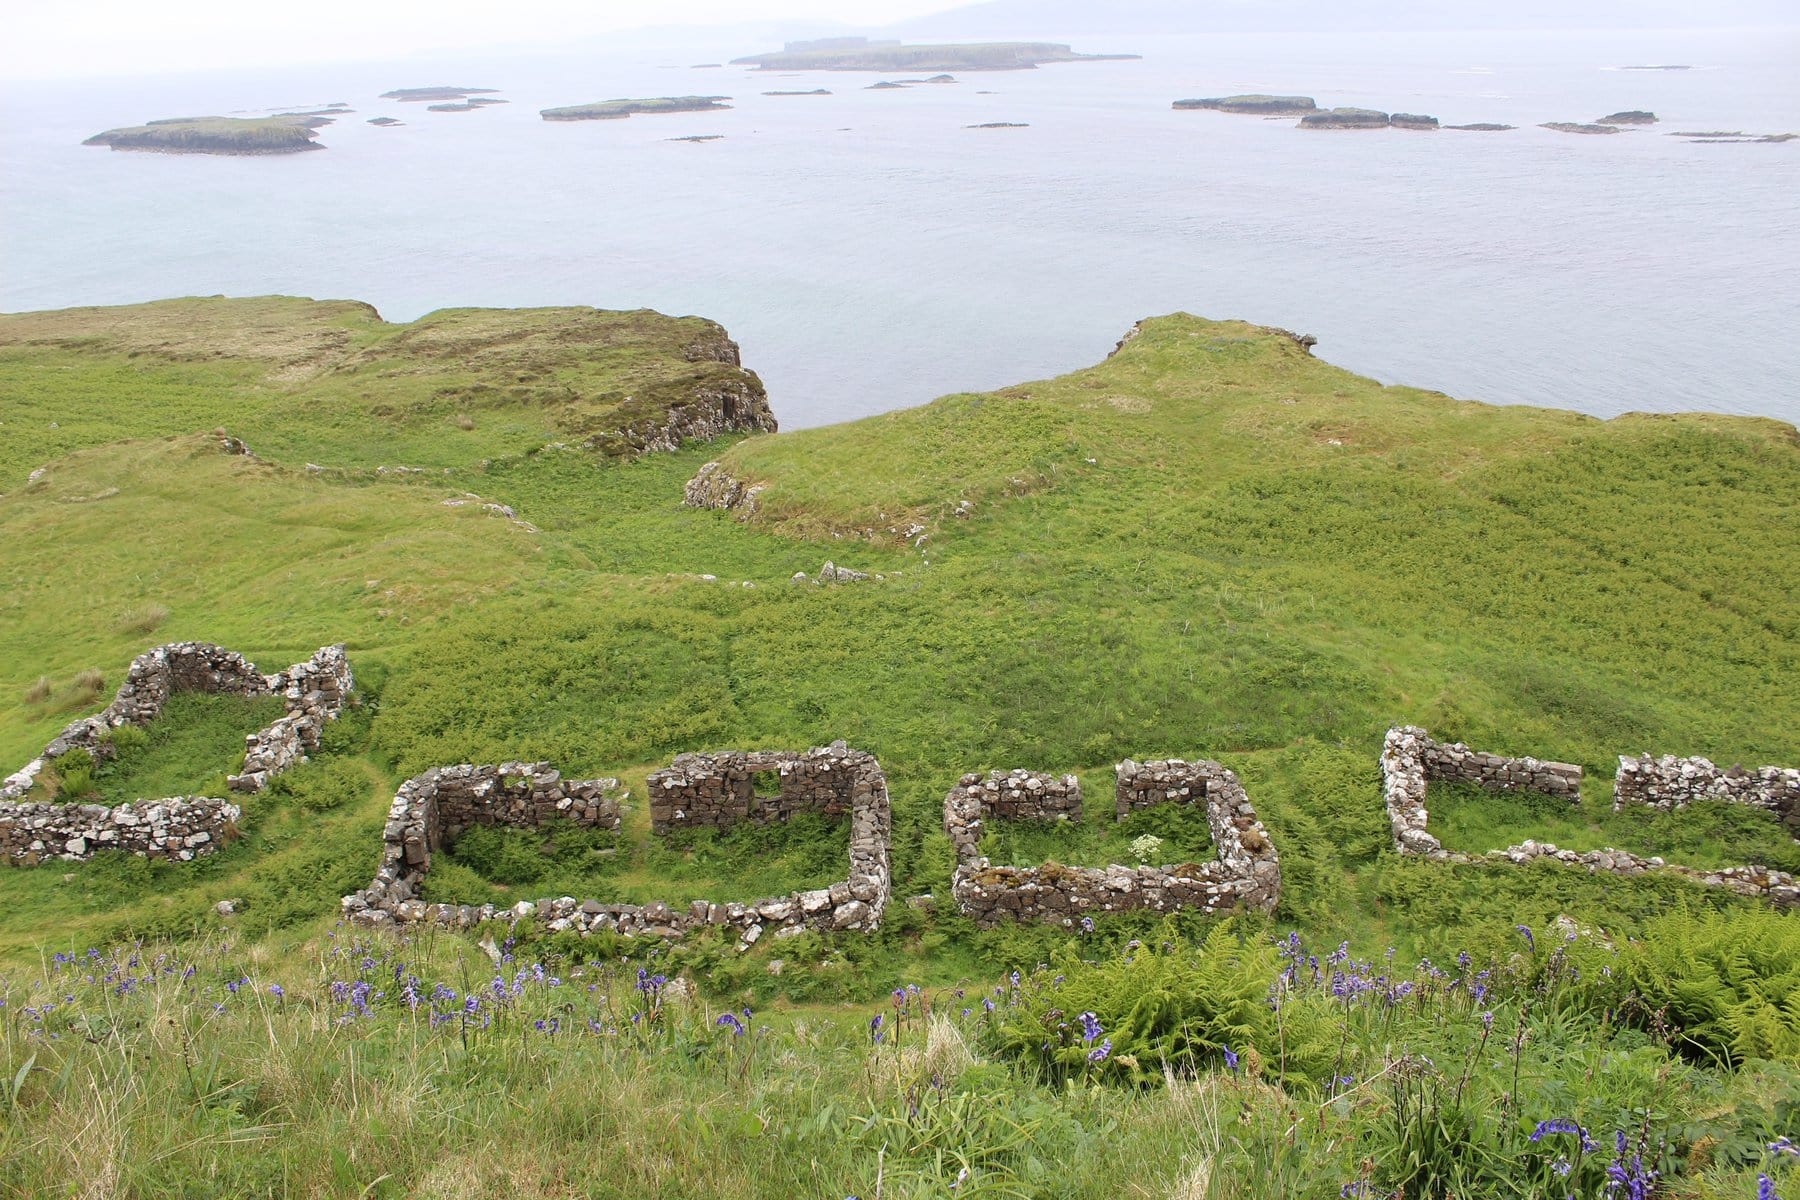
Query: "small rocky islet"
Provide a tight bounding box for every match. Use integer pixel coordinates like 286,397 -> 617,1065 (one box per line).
380,86 -> 501,103
729,37 -> 1137,71
1175,95 -> 1448,130
540,96 -> 732,122
82,114 -> 329,155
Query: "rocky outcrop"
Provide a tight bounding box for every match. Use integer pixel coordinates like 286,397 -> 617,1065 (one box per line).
347,743 -> 891,941
1299,107 -> 1392,130
949,758 -> 1280,928
684,461 -> 765,515
614,375 -> 775,454
1598,110 -> 1657,125
1174,95 -> 1317,115
1390,113 -> 1439,130
1446,123 -> 1515,132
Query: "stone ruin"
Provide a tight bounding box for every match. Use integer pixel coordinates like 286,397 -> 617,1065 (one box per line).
0,641 -> 354,866
947,760 -> 1281,928
1381,725 -> 1583,857
1384,726 -> 1800,906
345,742 -> 892,944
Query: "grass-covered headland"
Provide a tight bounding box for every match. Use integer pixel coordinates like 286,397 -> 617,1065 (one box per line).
0,298 -> 1795,1197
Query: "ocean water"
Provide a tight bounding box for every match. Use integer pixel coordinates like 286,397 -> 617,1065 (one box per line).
2,27 -> 1797,430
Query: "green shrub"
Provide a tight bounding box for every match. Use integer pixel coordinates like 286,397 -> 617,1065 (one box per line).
1618,908 -> 1800,1065
985,921 -> 1337,1087
266,756 -> 370,813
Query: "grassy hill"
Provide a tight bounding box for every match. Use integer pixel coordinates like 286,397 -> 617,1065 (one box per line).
0,299 -> 1795,1197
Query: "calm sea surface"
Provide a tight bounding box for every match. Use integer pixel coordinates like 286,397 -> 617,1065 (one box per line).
2,28 -> 1797,429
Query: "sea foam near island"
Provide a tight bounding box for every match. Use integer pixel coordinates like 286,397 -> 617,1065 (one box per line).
1,27 -> 1797,429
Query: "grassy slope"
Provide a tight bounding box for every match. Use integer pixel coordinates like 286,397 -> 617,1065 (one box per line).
0,295 -> 759,485
0,303 -> 1795,970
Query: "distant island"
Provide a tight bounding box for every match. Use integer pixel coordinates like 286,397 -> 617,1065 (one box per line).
967,122 -> 1029,129
380,87 -> 500,103
1668,130 -> 1797,144
730,37 -> 1138,72
541,97 -> 732,122
763,89 -> 832,96
1177,96 -> 1438,129
82,115 -> 325,155
367,117 -> 403,127
1174,95 -> 1318,115
1300,107 -> 1401,130
1446,123 -> 1514,132
1598,110 -> 1657,125
427,98 -> 509,113
1541,122 -> 1622,135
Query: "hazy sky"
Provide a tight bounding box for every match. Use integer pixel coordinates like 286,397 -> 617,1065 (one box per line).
4,0 -> 956,81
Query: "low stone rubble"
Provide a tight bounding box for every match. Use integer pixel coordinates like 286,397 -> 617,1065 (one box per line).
948,759 -> 1281,927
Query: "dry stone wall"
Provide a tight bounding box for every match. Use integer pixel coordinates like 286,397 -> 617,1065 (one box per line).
0,798 -> 239,866
346,743 -> 892,943
948,758 -> 1281,928
1,641 -> 352,866
1385,726 -> 1799,906
1615,754 -> 1800,829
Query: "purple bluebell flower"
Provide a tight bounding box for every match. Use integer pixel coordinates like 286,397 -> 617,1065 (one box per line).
1223,1046 -> 1240,1071
268,984 -> 284,999
1078,1011 -> 1103,1043
717,1013 -> 745,1036
1087,1038 -> 1111,1064
1516,924 -> 1535,950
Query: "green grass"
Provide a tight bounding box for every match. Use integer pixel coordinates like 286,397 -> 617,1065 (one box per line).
0,298 -> 1794,973
420,810 -> 850,908
0,297 -> 1796,1196
81,692 -> 286,804
972,771 -> 1219,868
1430,782 -> 1800,873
